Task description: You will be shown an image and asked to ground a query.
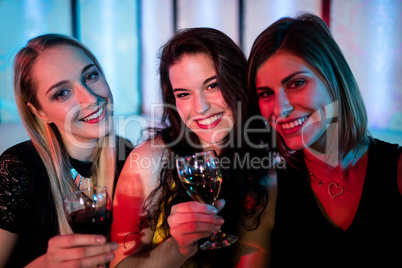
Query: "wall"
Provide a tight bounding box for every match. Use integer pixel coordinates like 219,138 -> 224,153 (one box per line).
0,0 -> 401,154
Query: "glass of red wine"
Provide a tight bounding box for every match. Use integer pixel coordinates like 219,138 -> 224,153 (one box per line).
63,186 -> 112,267
176,150 -> 238,250
63,186 -> 112,237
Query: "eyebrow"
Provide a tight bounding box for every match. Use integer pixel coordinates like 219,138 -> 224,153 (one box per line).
280,71 -> 306,85
255,71 -> 307,91
172,75 -> 217,93
45,63 -> 96,95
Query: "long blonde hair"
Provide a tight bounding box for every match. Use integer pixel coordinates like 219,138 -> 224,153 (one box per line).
13,34 -> 116,235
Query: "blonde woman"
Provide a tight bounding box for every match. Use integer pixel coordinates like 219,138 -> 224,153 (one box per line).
0,34 -> 132,267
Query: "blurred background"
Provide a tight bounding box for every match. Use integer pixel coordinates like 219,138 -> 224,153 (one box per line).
0,0 -> 401,153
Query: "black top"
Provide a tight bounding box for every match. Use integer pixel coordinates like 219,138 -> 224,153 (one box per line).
0,137 -> 133,267
272,139 -> 402,268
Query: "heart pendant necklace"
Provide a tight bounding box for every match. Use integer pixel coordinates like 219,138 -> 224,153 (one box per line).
307,145 -> 362,199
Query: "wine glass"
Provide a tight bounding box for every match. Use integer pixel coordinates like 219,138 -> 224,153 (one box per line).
176,150 -> 238,250
63,186 -> 112,267
63,186 -> 112,236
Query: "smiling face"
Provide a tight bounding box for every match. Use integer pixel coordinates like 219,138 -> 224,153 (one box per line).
255,52 -> 333,151
169,53 -> 234,150
31,45 -> 113,145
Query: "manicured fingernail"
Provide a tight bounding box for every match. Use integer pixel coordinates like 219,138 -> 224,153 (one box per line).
216,217 -> 225,225
106,252 -> 115,261
95,236 -> 103,243
210,207 -> 218,214
111,242 -> 119,250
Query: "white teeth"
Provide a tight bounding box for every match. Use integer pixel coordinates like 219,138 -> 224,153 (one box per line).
281,116 -> 307,130
197,114 -> 222,126
82,106 -> 104,122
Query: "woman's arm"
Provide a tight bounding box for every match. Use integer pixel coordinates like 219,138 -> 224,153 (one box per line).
234,170 -> 278,268
0,150 -> 118,268
24,235 -> 117,268
0,229 -> 18,267
110,140 -> 165,266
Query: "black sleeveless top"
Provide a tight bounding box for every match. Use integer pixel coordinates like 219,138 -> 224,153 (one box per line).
272,139 -> 402,268
0,137 -> 133,267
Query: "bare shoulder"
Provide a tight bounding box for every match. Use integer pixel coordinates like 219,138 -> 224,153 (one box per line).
111,137 -> 167,266
118,136 -> 167,192
0,228 -> 18,267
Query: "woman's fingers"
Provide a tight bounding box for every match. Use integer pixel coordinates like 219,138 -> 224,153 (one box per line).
214,199 -> 226,212
48,234 -> 106,248
169,211 -> 224,225
167,201 -> 227,256
170,220 -> 222,234
51,242 -> 118,260
171,201 -> 218,214
56,251 -> 115,268
169,201 -> 225,230
46,234 -> 118,266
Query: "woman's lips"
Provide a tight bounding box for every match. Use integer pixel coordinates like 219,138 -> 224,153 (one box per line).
277,116 -> 309,135
80,105 -> 105,124
194,113 -> 224,129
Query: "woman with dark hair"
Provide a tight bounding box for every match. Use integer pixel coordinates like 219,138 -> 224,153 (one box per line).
247,13 -> 402,267
0,33 -> 132,267
111,27 -> 273,267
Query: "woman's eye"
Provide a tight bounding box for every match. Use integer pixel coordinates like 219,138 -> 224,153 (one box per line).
53,89 -> 70,100
288,80 -> 305,89
85,71 -> 99,83
257,90 -> 273,99
207,83 -> 219,91
175,92 -> 189,98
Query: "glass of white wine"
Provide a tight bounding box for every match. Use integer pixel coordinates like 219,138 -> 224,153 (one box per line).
175,150 -> 238,250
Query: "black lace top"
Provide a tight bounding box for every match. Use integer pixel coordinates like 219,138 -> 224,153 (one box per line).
0,137 -> 133,267
272,139 -> 402,267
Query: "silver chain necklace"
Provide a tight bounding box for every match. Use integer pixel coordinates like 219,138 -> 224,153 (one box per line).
307,145 -> 362,199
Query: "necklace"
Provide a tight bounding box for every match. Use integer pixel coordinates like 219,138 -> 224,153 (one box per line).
70,166 -> 91,190
307,145 -> 362,199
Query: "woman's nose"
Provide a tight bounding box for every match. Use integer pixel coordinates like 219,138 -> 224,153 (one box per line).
75,84 -> 99,105
193,92 -> 210,114
274,90 -> 293,119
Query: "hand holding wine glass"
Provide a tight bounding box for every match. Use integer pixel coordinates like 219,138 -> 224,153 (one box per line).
175,150 -> 238,250
62,186 -> 116,267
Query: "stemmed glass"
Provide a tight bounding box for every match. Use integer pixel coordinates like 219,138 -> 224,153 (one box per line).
63,186 -> 112,236
176,150 -> 238,250
63,186 -> 112,267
